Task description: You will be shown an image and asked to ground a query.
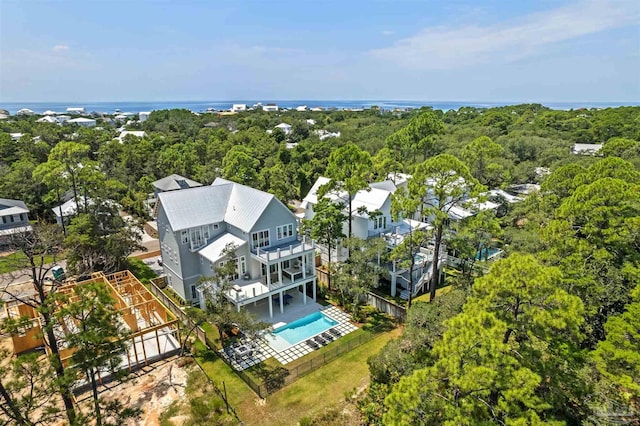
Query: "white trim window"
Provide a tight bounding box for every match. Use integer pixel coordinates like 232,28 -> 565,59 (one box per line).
276,223 -> 294,240
373,216 -> 387,230
190,228 -> 205,250
181,230 -> 189,244
251,229 -> 270,249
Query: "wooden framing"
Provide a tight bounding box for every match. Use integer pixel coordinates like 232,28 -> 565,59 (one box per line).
4,270 -> 180,369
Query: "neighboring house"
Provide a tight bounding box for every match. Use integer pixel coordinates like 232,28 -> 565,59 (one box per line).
313,129 -> 341,140
573,143 -> 603,155
301,176 -> 441,299
275,123 -> 292,135
139,111 -> 151,122
36,115 -> 59,124
156,178 -> 317,317
9,133 -> 23,141
16,108 -> 35,115
263,104 -> 279,112
56,115 -> 71,124
51,197 -> 90,226
66,107 -> 85,114
0,199 -> 31,249
231,104 -> 247,113
148,173 -> 202,218
117,130 -> 148,143
67,117 -> 96,128
295,105 -> 308,112
306,119 -> 316,126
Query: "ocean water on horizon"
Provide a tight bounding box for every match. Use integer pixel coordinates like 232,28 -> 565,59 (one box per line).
1,100 -> 637,115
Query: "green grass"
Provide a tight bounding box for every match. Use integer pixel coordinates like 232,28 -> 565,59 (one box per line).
413,284 -> 453,303
240,330 -> 399,426
190,325 -> 400,426
0,252 -> 59,274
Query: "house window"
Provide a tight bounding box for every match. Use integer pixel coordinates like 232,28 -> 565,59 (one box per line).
1,216 -> 6,224
190,228 -> 205,250
191,285 -> 197,300
181,230 -> 189,244
203,226 -> 210,240
213,223 -> 219,230
276,224 -> 294,240
20,213 -> 25,221
373,216 -> 387,230
251,229 -> 270,249
9,215 -> 14,223
219,257 -> 243,281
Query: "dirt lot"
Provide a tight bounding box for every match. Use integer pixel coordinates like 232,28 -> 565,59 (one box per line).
76,357 -> 189,426
1,332 -> 190,426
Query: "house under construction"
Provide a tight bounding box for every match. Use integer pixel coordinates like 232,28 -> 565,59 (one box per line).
4,270 -> 180,371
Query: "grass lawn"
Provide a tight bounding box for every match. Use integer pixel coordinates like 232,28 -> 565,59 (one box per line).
192,328 -> 400,426
240,328 -> 400,426
0,252 -> 60,274
413,284 -> 453,303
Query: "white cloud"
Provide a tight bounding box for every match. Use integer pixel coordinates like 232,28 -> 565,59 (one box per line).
382,30 -> 394,36
52,44 -> 69,52
368,0 -> 640,70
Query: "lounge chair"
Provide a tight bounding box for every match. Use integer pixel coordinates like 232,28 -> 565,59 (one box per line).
328,328 -> 341,337
314,335 -> 327,345
306,339 -> 319,349
321,332 -> 334,341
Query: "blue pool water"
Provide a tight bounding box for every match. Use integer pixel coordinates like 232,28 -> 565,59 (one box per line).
475,247 -> 502,260
274,312 -> 338,345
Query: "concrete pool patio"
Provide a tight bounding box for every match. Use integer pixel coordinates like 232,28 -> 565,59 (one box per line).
218,301 -> 358,371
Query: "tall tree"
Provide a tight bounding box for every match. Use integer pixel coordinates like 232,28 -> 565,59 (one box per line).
591,284 -> 640,420
221,145 -> 260,187
319,143 -> 372,256
333,237 -> 386,321
384,254 -> 586,425
48,142 -> 91,211
386,110 -> 445,162
461,135 -> 505,187
0,224 -> 77,424
198,244 -> 268,341
304,197 -> 346,290
55,281 -> 136,426
410,154 -> 482,301
0,351 -> 62,426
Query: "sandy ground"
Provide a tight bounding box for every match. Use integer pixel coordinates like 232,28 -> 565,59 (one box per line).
75,357 -> 188,426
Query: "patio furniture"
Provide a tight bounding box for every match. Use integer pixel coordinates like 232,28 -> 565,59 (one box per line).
321,332 -> 334,341
306,339 -> 320,349
233,344 -> 252,360
283,267 -> 303,282
314,335 -> 327,345
328,328 -> 341,337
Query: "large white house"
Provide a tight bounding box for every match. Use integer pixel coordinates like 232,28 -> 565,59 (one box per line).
301,176 -> 442,299
157,178 -> 317,318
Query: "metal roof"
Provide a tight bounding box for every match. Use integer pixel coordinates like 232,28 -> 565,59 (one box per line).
199,233 -> 247,264
158,178 -> 281,233
153,174 -> 203,192
0,199 -> 29,215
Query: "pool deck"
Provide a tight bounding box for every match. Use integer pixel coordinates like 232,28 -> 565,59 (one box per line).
245,290 -> 323,326
218,305 -> 357,371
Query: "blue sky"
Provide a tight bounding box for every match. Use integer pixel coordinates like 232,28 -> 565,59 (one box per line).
1,0 -> 638,102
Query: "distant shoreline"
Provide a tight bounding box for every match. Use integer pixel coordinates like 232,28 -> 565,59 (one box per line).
2,100 -> 638,115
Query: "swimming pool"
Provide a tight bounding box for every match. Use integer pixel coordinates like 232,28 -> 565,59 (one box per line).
265,311 -> 338,352
475,247 -> 503,260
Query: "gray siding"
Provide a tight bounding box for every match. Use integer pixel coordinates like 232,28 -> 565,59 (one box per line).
250,199 -> 298,248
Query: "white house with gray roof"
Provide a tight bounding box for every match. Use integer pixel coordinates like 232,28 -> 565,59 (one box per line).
0,199 -> 31,249
157,178 -> 317,318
